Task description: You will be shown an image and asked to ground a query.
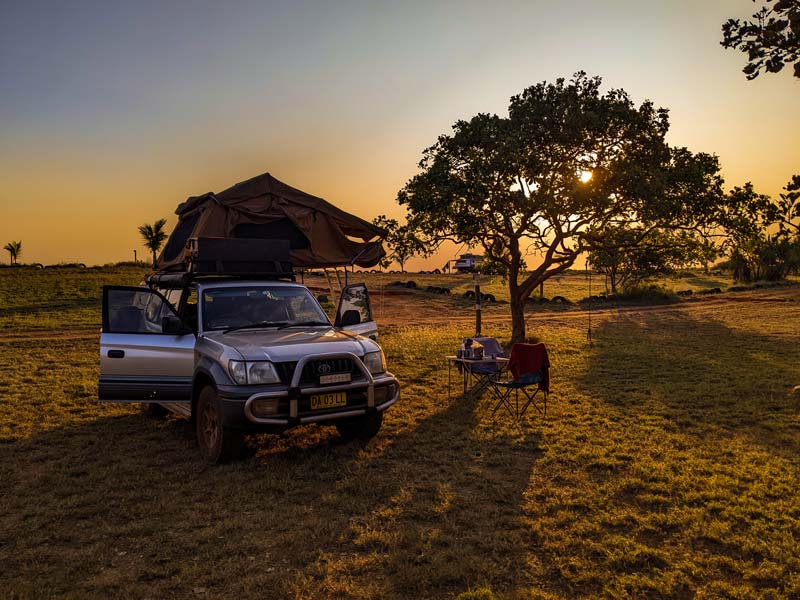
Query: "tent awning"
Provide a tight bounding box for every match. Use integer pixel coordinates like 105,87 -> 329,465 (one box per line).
156,172 -> 386,271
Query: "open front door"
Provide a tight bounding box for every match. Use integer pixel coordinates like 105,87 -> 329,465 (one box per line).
99,286 -> 195,402
334,283 -> 378,340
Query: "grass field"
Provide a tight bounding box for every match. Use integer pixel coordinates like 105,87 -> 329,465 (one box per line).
1,267 -> 799,599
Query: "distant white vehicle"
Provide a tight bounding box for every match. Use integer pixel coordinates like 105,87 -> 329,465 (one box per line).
453,253 -> 483,273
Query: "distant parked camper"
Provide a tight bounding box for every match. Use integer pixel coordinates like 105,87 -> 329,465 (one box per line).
453,253 -> 483,273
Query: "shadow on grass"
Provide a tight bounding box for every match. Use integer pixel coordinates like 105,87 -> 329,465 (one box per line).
553,309 -> 800,597
0,392 -> 543,599
576,309 -> 800,461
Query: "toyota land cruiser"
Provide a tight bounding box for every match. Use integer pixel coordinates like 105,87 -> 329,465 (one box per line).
98,277 -> 399,463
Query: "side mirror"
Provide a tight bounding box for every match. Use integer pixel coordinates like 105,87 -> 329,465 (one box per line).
162,314 -> 192,335
339,309 -> 361,327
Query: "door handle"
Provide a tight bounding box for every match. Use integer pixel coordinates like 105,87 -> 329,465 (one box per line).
108,350 -> 125,359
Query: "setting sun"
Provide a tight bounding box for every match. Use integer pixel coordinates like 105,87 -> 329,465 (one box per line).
580,170 -> 593,183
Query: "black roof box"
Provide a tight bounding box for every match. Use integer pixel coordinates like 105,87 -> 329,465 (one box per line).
146,237 -> 294,288
187,237 -> 292,277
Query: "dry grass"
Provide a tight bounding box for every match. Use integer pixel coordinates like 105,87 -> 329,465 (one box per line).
1,268 -> 799,599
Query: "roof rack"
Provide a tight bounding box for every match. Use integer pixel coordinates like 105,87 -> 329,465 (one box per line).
145,237 -> 295,289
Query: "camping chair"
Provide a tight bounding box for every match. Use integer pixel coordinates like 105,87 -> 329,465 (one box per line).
489,342 -> 550,419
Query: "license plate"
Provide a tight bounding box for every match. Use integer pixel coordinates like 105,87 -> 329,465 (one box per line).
310,392 -> 347,410
320,372 -> 351,385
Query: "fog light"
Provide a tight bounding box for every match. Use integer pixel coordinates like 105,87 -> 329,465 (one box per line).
374,384 -> 397,405
252,397 -> 279,417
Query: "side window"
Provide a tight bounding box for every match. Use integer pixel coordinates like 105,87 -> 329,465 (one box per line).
182,288 -> 199,331
161,288 -> 181,309
337,284 -> 372,326
105,288 -> 175,334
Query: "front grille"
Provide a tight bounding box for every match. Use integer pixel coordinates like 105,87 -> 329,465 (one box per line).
275,358 -> 362,385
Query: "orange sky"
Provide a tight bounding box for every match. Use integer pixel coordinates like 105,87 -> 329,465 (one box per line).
0,1 -> 797,270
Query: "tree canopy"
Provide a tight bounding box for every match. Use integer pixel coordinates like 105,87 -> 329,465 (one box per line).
723,178 -> 800,282
371,215 -> 427,272
722,0 -> 800,79
398,73 -> 727,342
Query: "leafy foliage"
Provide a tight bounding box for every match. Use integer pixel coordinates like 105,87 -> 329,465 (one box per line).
588,227 -> 713,294
721,0 -> 800,79
372,215 -> 428,272
398,72 -> 725,342
137,218 -> 168,268
722,181 -> 800,282
3,240 -> 22,265
774,174 -> 800,234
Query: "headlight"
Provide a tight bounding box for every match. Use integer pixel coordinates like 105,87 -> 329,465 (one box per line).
247,361 -> 280,384
228,360 -> 280,385
363,350 -> 386,374
229,360 -> 247,385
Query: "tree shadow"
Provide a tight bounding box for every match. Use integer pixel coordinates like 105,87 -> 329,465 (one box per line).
574,309 -> 800,461
552,308 -> 800,596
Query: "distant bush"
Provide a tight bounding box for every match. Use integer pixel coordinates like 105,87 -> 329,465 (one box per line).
102,261 -> 147,268
44,262 -> 86,269
616,283 -> 678,303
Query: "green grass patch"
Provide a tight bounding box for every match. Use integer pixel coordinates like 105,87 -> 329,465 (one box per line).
0,268 -> 799,598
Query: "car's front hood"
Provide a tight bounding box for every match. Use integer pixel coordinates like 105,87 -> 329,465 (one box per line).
202,327 -> 376,362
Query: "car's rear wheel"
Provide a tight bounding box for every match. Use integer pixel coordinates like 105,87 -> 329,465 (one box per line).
196,386 -> 244,464
336,412 -> 383,443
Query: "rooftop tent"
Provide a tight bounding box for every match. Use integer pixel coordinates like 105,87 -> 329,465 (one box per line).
155,172 -> 387,271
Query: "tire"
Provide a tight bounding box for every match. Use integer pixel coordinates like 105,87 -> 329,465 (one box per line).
141,402 -> 168,418
336,412 -> 383,443
196,386 -> 245,464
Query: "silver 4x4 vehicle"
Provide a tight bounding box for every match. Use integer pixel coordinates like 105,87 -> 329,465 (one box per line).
99,278 -> 399,463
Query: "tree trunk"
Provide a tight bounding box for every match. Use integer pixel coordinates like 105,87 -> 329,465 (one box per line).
508,261 -> 527,344
509,290 -> 526,344
152,250 -> 157,269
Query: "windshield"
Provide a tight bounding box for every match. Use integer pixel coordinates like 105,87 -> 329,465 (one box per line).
201,286 -> 329,331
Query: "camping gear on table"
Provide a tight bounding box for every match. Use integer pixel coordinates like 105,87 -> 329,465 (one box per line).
457,337 -> 484,360
155,171 -> 386,273
488,342 -> 550,419
447,337 -> 509,399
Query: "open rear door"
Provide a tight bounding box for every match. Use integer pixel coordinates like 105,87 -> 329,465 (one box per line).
99,286 -> 195,402
334,283 -> 378,340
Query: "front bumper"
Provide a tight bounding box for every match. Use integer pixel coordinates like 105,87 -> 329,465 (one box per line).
217,351 -> 400,427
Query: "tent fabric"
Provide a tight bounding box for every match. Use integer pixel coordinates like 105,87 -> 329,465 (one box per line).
156,172 -> 386,271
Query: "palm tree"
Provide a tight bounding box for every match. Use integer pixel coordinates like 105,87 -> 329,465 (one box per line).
138,219 -> 168,268
3,240 -> 22,265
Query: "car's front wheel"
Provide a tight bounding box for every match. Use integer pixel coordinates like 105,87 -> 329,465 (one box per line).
196,386 -> 244,464
336,412 -> 383,443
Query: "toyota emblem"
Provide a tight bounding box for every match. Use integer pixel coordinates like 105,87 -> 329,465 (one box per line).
317,363 -> 332,375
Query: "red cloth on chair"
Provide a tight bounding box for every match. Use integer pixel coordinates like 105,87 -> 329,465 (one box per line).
507,343 -> 550,392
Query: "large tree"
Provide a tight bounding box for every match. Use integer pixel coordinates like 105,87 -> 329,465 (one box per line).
721,0 -> 800,79
398,73 -> 725,343
138,218 -> 168,268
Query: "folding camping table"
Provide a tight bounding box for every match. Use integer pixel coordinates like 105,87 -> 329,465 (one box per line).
445,355 -> 509,400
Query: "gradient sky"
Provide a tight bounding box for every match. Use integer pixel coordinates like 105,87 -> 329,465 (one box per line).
1,0 -> 798,268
